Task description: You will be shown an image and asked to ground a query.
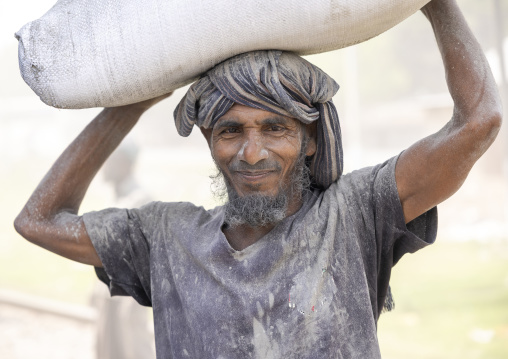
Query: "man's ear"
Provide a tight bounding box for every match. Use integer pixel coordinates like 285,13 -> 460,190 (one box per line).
304,122 -> 317,157
200,127 -> 213,149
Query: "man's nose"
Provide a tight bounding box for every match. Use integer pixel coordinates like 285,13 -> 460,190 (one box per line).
237,134 -> 269,165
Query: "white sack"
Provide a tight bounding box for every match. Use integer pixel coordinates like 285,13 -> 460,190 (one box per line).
16,0 -> 430,109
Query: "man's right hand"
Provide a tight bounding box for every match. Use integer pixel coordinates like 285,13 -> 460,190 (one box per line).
14,93 -> 173,267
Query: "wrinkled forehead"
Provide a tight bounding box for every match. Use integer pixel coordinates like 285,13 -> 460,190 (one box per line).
213,103 -> 302,127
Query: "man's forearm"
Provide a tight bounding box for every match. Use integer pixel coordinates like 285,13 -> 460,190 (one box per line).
20,107 -> 142,220
14,106 -> 144,265
422,0 -> 502,128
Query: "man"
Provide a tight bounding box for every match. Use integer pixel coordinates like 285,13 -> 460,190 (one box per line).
14,0 -> 502,358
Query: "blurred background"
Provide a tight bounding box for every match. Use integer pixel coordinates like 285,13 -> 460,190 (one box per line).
1,0 -> 507,358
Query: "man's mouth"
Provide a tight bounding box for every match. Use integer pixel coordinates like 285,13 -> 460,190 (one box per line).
235,170 -> 274,181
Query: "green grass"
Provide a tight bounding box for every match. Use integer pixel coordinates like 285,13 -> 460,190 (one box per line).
378,240 -> 508,359
0,238 -> 95,305
0,162 -> 97,305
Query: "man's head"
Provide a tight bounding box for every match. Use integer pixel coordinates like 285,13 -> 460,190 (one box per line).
201,104 -> 316,197
174,51 -> 342,226
201,104 -> 316,227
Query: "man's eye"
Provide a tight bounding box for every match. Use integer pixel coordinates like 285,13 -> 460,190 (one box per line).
269,125 -> 284,131
223,128 -> 240,134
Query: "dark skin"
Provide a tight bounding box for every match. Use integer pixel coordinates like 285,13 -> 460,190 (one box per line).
13,94 -> 172,267
397,0 -> 502,222
200,104 -> 317,250
14,0 -> 502,266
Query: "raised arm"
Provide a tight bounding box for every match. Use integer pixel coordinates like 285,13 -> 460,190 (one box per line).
14,95 -> 171,267
396,0 -> 503,223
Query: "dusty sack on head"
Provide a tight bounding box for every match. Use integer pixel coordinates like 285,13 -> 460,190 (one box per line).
16,0 -> 430,109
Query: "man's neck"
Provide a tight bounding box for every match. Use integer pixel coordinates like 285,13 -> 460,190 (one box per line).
223,224 -> 276,251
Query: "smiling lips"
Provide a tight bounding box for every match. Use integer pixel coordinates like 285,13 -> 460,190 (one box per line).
228,158 -> 282,185
235,170 -> 275,181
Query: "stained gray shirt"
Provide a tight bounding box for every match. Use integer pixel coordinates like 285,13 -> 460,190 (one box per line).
84,156 -> 437,359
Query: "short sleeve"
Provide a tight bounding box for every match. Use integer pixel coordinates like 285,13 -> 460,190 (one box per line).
83,203 -> 159,306
372,155 -> 438,314
371,155 -> 438,263
332,155 -> 438,317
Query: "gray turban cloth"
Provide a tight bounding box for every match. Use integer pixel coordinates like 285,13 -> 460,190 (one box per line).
174,50 -> 342,189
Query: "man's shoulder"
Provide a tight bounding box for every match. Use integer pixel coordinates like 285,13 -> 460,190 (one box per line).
130,200 -> 224,230
84,201 -> 217,227
136,200 -> 218,218
327,156 -> 397,190
316,155 -> 399,213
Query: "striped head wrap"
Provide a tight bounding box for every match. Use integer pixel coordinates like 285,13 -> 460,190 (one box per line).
174,50 -> 343,188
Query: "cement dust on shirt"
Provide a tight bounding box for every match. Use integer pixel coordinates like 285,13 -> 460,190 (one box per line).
84,155 -> 437,358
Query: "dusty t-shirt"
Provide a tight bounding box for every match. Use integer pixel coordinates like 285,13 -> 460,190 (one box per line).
84,156 -> 437,359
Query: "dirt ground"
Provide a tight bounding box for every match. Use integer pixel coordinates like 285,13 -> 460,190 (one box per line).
0,303 -> 94,359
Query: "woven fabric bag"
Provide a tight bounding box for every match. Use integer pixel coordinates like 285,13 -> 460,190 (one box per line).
16,0 -> 429,109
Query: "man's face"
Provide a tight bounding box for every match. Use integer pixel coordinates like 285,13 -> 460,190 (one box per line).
202,104 -> 316,201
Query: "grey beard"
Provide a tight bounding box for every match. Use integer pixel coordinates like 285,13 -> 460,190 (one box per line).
211,149 -> 311,228
223,191 -> 289,228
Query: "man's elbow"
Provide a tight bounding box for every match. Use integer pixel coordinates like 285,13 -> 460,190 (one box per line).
14,210 -> 35,243
486,102 -> 503,128
481,107 -> 502,144
13,208 -> 49,246
464,106 -> 503,149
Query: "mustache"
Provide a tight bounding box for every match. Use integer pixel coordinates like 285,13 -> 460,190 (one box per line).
228,160 -> 282,172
